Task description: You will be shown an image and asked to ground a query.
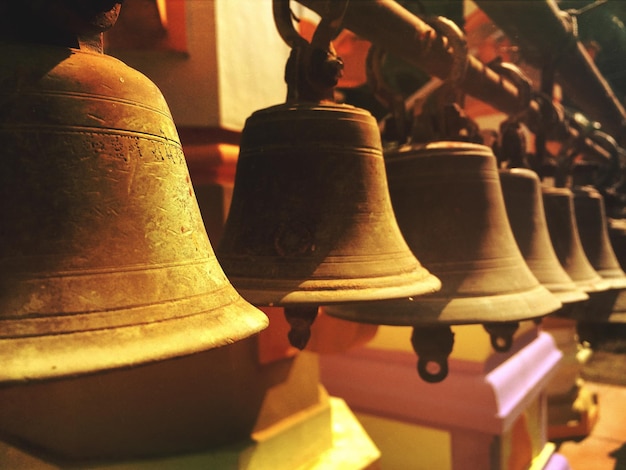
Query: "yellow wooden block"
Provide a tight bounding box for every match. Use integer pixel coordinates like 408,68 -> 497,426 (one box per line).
355,412 -> 451,470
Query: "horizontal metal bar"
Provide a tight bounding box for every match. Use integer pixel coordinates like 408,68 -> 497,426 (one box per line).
295,0 -> 626,146
475,0 -> 626,145
295,0 -> 525,116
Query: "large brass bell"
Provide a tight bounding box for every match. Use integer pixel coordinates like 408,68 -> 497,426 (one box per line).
327,141 -> 561,382
499,168 -> 588,313
216,0 -> 440,349
0,15 -> 268,384
217,103 -> 441,344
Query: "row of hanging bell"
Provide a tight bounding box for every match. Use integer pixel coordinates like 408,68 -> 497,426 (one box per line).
496,120 -> 590,319
325,32 -> 562,382
532,131 -> 626,345
495,110 -> 626,332
0,1 -> 269,385
499,168 -> 589,314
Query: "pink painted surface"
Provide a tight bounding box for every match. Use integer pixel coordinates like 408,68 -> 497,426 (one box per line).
319,331 -> 563,435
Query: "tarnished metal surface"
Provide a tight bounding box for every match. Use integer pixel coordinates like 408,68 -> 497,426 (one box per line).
216,102 -> 440,306
0,43 -> 268,384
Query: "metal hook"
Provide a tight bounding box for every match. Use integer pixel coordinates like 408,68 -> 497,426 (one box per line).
273,0 -> 308,50
310,0 -> 349,51
488,60 -> 532,118
273,0 -> 347,51
365,45 -> 411,142
274,0 -> 348,103
487,61 -> 533,168
423,16 -> 469,94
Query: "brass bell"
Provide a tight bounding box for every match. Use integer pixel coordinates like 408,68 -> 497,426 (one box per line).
542,186 -> 611,295
326,141 -> 561,382
0,18 -> 268,384
572,186 -> 626,290
499,168 -> 589,314
573,187 -> 626,336
216,0 -> 440,349
216,103 -> 441,345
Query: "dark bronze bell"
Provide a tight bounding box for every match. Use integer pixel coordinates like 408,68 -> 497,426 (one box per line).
573,188 -> 626,335
216,103 -> 441,320
573,186 -> 626,289
326,141 -> 561,382
499,168 -> 589,313
542,187 -> 611,295
0,38 -> 268,384
575,217 -> 626,346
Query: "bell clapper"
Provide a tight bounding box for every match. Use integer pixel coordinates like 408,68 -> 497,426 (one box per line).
411,326 -> 455,383
483,321 -> 520,352
284,305 -> 319,350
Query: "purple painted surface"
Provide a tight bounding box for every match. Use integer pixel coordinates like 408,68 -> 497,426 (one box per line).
544,453 -> 572,470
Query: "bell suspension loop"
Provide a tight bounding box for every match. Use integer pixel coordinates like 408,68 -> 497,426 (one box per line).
276,0 -> 346,104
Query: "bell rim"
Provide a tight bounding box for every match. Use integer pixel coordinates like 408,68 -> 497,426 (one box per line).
0,295 -> 268,385
595,270 -> 626,290
572,275 -> 613,294
229,269 -> 442,307
323,284 -> 561,326
248,101 -> 373,118
392,140 -> 492,154
544,284 -> 589,304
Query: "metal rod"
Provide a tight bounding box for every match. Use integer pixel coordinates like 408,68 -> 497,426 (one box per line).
295,0 -> 626,145
295,0 -> 524,116
475,0 -> 626,144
